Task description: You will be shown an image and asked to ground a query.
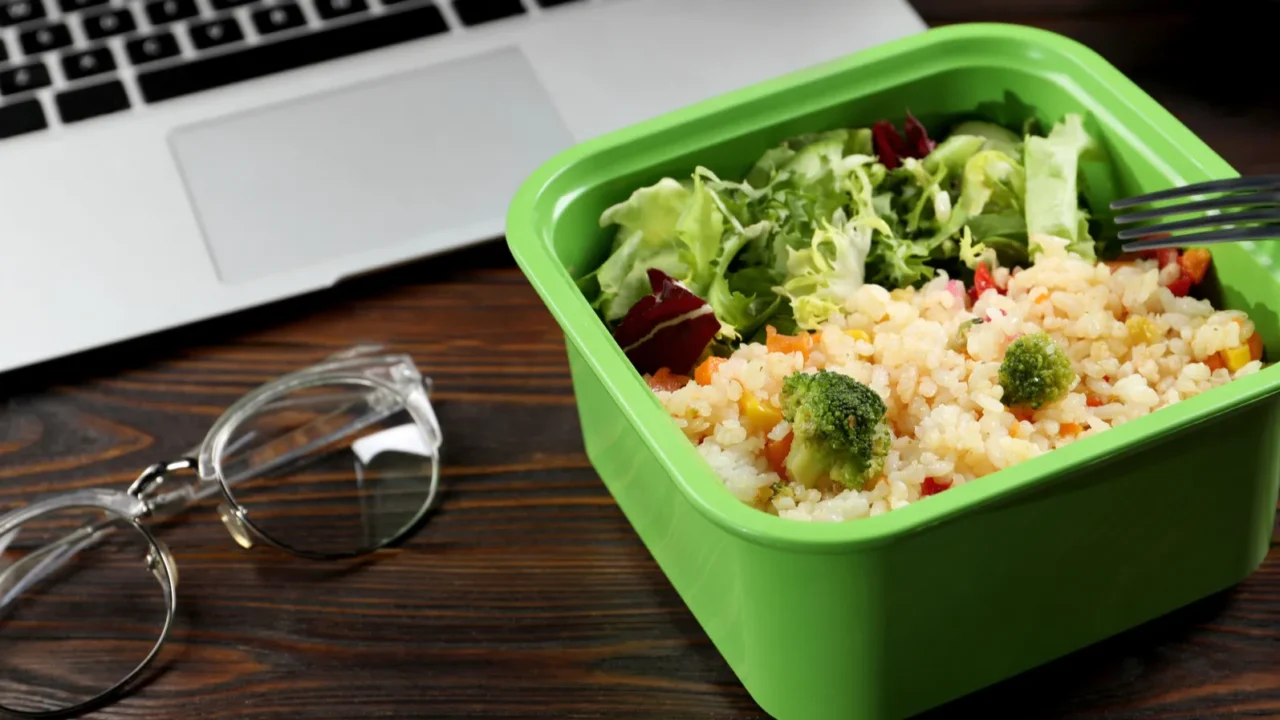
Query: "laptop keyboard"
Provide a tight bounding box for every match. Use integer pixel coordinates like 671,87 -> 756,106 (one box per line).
0,0 -> 582,139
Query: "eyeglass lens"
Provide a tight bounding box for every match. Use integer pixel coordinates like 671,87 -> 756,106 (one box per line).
0,506 -> 171,716
214,381 -> 438,558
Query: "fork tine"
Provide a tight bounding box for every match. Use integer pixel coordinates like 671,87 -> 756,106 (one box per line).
1110,174 -> 1280,209
1113,191 -> 1280,224
1121,224 -> 1280,253
1116,208 -> 1280,240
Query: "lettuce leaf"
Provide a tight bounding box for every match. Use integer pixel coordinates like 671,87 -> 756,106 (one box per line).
949,120 -> 1022,157
923,134 -> 985,177
595,178 -> 695,322
594,173 -> 731,323
777,212 -> 873,330
705,221 -> 782,339
958,225 -> 996,270
865,230 -> 934,288
965,211 -> 1030,267
1024,113 -> 1097,260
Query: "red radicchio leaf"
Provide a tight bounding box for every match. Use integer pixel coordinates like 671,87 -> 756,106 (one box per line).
871,120 -> 908,170
612,268 -> 719,376
903,110 -> 936,158
873,112 -> 936,169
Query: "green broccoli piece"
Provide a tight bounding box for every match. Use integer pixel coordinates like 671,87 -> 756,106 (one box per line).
779,369 -> 892,491
998,331 -> 1076,409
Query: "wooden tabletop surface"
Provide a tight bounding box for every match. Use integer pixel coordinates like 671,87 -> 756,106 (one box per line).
3,1 -> 1279,718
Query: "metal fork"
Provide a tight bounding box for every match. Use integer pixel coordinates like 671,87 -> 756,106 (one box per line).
1111,175 -> 1280,252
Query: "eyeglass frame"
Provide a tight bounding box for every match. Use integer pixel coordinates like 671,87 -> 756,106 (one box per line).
0,346 -> 443,719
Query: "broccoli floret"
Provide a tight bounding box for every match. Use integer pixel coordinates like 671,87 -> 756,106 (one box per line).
998,331 -> 1076,409
779,369 -> 892,491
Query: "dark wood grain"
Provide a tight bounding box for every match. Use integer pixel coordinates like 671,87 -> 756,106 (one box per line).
2,2 -> 1279,718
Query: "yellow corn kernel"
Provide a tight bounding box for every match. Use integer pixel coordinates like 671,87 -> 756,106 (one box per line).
1222,345 -> 1252,373
1125,316 -> 1158,345
754,484 -> 776,506
739,391 -> 783,434
846,329 -> 871,343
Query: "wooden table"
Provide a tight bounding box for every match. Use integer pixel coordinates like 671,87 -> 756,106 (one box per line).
3,2 -> 1279,718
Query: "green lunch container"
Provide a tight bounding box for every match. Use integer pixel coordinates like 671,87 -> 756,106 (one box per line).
505,22 -> 1280,720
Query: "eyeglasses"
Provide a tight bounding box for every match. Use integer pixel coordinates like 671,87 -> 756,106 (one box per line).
0,347 -> 443,718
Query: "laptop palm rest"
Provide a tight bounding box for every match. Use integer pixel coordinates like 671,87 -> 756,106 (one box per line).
168,46 -> 575,285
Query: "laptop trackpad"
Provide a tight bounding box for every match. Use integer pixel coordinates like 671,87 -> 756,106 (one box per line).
169,47 -> 575,285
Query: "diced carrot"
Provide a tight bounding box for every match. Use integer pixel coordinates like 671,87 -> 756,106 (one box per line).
694,356 -> 726,387
1086,395 -> 1105,408
1009,406 -> 1036,423
646,367 -> 689,392
764,431 -> 794,479
1060,422 -> 1082,437
766,325 -> 815,357
1179,248 -> 1212,284
1205,353 -> 1225,372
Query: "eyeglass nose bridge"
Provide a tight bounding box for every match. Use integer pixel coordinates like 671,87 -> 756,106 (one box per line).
127,458 -> 199,519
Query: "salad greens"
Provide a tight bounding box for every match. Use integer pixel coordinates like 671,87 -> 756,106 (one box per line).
587,109 -> 1106,357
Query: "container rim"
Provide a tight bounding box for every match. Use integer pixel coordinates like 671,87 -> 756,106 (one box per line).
505,22 -> 1280,552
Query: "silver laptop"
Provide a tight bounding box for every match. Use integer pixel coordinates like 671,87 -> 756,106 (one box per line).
0,0 -> 924,372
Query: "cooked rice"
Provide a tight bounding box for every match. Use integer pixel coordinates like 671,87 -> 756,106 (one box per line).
656,235 -> 1264,522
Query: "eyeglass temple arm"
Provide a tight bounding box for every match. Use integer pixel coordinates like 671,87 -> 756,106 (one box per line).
0,520 -> 117,612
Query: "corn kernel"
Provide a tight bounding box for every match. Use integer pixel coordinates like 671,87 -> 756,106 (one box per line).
846,329 -> 871,343
1222,345 -> 1252,373
754,484 -> 776,506
1125,316 -> 1158,345
739,391 -> 783,434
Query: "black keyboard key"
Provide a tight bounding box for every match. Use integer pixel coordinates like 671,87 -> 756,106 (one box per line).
20,21 -> 71,54
452,0 -> 522,25
314,0 -> 365,20
0,99 -> 45,138
251,3 -> 304,34
126,31 -> 179,65
139,4 -> 447,103
83,8 -> 135,39
56,79 -> 128,122
0,38 -> 6,63
188,17 -> 242,49
58,0 -> 108,12
209,0 -> 253,9
62,46 -> 115,80
0,61 -> 50,95
145,0 -> 197,25
538,0 -> 582,6
0,0 -> 45,26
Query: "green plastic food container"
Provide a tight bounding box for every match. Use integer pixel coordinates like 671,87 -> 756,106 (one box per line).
505,23 -> 1280,720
